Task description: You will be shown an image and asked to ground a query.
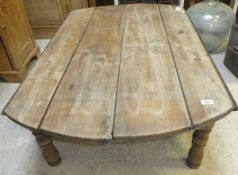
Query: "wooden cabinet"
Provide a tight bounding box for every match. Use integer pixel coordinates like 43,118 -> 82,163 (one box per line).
23,0 -> 68,26
67,0 -> 89,11
0,0 -> 40,82
23,0 -> 89,39
0,38 -> 12,71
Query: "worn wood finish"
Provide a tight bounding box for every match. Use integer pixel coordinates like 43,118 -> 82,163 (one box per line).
4,4 -> 235,142
4,8 -> 95,129
40,6 -> 126,141
159,5 -> 235,127
113,4 -> 190,139
33,132 -> 61,166
4,5 -> 236,168
187,123 -> 214,169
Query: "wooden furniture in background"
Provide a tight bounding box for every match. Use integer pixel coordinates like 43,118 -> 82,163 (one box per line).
23,0 -> 90,39
0,0 -> 40,82
3,4 -> 236,168
88,0 -> 97,6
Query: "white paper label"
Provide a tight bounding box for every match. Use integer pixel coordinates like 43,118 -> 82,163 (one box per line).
175,7 -> 182,11
201,100 -> 214,105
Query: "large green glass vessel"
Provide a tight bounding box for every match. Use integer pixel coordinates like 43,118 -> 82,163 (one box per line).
187,0 -> 235,53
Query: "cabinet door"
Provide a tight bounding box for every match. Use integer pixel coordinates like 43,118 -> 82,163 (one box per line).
0,0 -> 34,70
66,0 -> 88,11
0,37 -> 12,71
23,0 -> 68,26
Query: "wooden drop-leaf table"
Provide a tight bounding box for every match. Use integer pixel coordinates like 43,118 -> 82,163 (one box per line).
3,4 -> 236,169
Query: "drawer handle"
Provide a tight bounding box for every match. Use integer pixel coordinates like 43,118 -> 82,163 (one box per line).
1,25 -> 7,29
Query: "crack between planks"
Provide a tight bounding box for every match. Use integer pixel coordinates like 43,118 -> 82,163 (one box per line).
157,5 -> 194,127
111,5 -> 127,139
36,8 -> 97,131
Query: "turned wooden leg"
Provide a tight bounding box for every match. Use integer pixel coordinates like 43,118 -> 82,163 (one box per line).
186,123 -> 214,169
32,132 -> 61,166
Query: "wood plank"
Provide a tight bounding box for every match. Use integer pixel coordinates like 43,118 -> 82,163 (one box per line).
4,8 -> 95,129
113,4 -> 191,139
40,6 -> 126,141
159,5 -> 235,127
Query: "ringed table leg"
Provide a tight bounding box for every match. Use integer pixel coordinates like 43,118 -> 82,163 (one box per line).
32,132 -> 61,166
186,123 -> 214,169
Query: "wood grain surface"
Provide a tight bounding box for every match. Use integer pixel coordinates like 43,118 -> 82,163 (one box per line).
4,4 -> 235,141
159,5 -> 235,127
40,6 -> 126,141
4,8 -> 95,129
113,4 -> 190,139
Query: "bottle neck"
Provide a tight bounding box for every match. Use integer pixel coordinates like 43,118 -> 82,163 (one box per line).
204,0 -> 218,6
204,0 -> 219,2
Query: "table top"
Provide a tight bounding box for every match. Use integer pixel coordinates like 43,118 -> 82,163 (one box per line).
4,4 -> 236,142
